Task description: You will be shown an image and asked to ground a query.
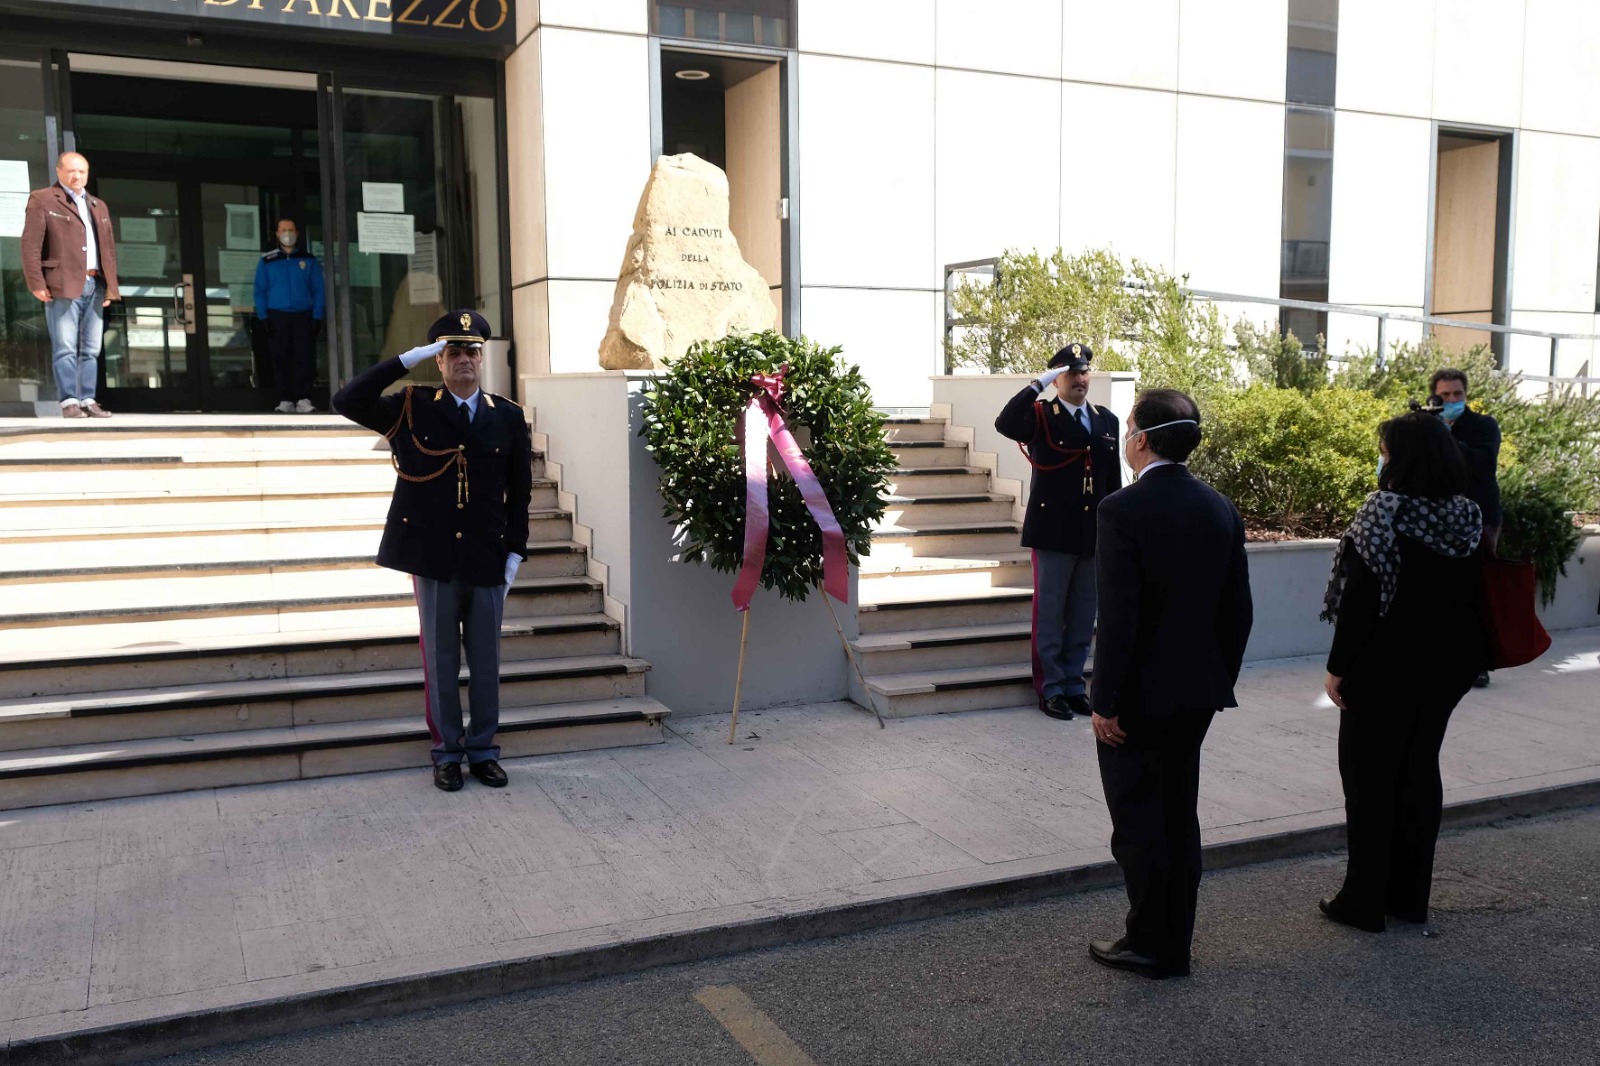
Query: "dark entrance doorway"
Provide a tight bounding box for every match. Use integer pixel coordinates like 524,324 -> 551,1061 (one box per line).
75,72 -> 323,412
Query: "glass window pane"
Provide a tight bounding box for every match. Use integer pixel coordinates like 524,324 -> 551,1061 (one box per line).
653,1 -> 791,47
0,57 -> 51,396
1280,106 -> 1335,345
1286,0 -> 1339,106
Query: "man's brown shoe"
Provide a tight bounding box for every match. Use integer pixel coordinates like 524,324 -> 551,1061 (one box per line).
83,401 -> 112,418
61,403 -> 87,419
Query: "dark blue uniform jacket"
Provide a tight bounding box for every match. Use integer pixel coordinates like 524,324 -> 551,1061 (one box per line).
254,247 -> 326,319
995,383 -> 1123,555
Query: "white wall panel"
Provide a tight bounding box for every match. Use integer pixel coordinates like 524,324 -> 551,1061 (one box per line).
798,56 -> 937,289
537,0 -> 645,34
1058,82 -> 1177,270
1060,1 -> 1180,91
934,69 -> 1062,268
539,29 -> 652,281
1327,112 -> 1432,308
1432,0 -> 1525,128
1511,132 -> 1600,312
547,279 -> 618,374
1326,307 -> 1424,360
1177,0 -> 1287,103
1506,310 -> 1595,381
513,281 -> 551,386
1173,95 -> 1282,296
935,0 -> 1062,79
799,287 -> 942,408
1336,0 -> 1433,117
1521,0 -> 1600,136
505,33 -> 546,287
799,0 -> 936,65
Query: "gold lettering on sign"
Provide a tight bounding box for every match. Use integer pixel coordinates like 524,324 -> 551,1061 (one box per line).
327,0 -> 361,16
396,0 -> 429,24
202,0 -> 241,6
281,0 -> 324,14
365,0 -> 391,19
432,0 -> 465,28
468,0 -> 507,31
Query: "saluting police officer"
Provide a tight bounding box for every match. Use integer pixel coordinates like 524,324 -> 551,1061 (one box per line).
995,343 -> 1122,720
333,310 -> 533,792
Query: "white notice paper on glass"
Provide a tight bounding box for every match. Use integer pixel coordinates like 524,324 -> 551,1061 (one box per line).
0,160 -> 30,239
121,217 -> 157,243
217,249 -> 261,286
357,212 -> 415,255
407,231 -> 440,305
118,243 -> 169,279
362,182 -> 405,213
224,203 -> 260,250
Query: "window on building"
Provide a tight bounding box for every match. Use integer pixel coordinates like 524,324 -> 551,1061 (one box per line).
652,2 -> 790,48
1286,0 -> 1339,107
1281,0 -> 1339,349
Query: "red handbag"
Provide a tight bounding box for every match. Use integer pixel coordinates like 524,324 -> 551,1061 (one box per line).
1482,556 -> 1553,669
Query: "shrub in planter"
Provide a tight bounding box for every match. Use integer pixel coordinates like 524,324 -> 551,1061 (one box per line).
1497,467 -> 1583,606
1189,385 -> 1390,538
639,331 -> 896,603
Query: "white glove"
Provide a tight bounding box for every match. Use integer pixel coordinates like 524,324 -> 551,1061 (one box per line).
503,552 -> 522,587
399,339 -> 447,370
1034,366 -> 1065,390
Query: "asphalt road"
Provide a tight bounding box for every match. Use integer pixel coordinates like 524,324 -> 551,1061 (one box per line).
147,805 -> 1600,1066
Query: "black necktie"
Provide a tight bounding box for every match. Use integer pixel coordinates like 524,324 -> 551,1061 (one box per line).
1075,408 -> 1088,433
456,401 -> 472,432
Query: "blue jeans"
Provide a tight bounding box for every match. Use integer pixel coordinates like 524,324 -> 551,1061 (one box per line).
46,278 -> 104,405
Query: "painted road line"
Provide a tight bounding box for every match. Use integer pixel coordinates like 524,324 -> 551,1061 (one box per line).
694,984 -> 821,1066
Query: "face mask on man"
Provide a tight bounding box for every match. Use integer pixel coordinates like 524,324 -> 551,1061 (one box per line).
278,230 -> 298,249
1440,400 -> 1466,421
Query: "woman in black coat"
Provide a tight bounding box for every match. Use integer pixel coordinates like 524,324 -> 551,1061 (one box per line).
1318,411 -> 1491,932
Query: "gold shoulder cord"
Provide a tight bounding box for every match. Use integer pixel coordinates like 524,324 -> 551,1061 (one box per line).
384,387 -> 470,509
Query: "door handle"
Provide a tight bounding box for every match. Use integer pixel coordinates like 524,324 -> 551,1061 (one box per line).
180,273 -> 197,336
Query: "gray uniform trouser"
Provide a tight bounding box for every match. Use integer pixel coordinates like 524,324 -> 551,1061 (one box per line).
413,575 -> 504,765
1032,548 -> 1097,699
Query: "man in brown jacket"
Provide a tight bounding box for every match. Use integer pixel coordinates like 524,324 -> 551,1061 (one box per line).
21,152 -> 120,418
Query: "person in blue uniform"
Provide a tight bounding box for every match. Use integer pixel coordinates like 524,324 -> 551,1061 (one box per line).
332,309 -> 534,793
253,217 -> 325,413
995,343 -> 1123,720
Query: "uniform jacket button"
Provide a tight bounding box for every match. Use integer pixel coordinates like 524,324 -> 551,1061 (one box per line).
402,517 -> 408,523
455,532 -> 463,539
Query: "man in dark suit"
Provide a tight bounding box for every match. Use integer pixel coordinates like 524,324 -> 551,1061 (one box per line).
995,343 -> 1122,720
1088,388 -> 1253,979
1431,368 -> 1500,688
20,152 -> 120,418
333,309 -> 534,792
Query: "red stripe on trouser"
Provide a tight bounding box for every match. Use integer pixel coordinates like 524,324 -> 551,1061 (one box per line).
1030,548 -> 1046,710
414,576 -> 443,746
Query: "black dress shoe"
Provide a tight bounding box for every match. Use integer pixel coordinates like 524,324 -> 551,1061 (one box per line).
1042,695 -> 1075,720
1065,694 -> 1092,718
469,759 -> 508,788
1088,938 -> 1186,979
1319,897 -> 1384,933
433,762 -> 464,792
1472,671 -> 1490,688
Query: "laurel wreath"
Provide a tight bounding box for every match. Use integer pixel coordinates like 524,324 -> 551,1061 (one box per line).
639,331 -> 895,603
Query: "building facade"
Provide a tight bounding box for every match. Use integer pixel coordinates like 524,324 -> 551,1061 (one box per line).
2,0 -> 1597,412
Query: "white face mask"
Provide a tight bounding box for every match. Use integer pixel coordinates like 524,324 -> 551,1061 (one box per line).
278,231 -> 298,248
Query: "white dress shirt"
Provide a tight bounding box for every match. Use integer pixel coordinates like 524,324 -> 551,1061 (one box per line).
63,185 -> 98,273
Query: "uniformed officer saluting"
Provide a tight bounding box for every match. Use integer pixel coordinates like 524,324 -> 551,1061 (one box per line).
333,309 -> 534,792
995,343 -> 1123,720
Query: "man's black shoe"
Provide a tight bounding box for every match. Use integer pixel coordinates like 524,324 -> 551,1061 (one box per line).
469,759 -> 508,788
1065,693 -> 1092,718
1472,671 -> 1490,688
1319,897 -> 1384,933
1088,938 -> 1185,979
1042,695 -> 1075,720
433,762 -> 464,792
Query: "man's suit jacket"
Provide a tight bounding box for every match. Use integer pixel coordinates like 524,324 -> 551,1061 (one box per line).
333,357 -> 533,587
1090,464 -> 1253,719
20,184 -> 120,301
1448,408 -> 1501,528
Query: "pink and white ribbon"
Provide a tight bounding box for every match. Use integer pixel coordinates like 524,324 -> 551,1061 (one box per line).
730,365 -> 849,612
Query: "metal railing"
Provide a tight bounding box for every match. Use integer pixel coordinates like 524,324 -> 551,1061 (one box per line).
943,257 -> 1599,394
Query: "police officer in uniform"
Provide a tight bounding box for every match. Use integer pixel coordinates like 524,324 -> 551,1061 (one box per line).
995,343 -> 1122,720
333,310 -> 533,792
253,217 -> 326,413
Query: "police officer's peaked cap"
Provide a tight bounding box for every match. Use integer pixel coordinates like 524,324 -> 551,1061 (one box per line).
428,308 -> 492,348
1048,342 -> 1094,371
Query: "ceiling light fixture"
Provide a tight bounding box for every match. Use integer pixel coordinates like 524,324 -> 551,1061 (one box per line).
675,69 -> 711,81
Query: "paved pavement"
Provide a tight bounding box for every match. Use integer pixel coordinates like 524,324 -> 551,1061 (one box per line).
2,628 -> 1598,1062
142,804 -> 1600,1066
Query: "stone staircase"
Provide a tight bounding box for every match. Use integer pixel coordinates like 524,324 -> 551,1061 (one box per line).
854,416 -> 1036,716
0,418 -> 668,810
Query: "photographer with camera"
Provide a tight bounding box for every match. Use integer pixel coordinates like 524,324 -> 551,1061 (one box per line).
1429,368 -> 1500,687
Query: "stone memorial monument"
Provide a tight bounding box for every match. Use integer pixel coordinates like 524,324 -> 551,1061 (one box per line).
599,153 -> 778,371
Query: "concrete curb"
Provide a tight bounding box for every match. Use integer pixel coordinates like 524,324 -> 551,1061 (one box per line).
9,777 -> 1600,1066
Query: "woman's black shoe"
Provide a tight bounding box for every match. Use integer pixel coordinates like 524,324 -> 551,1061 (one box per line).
1319,897 -> 1385,933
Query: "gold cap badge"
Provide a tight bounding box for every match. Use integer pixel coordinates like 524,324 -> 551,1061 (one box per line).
460,312 -> 472,330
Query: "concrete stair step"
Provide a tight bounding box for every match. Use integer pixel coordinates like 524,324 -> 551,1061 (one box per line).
0,456 -> 396,496
878,492 -> 1016,527
885,467 -> 992,495
880,421 -> 948,442
886,441 -> 970,467
0,420 -> 373,452
0,653 -> 650,749
0,694 -> 670,809
857,585 -> 1033,634
0,576 -> 606,654
0,614 -> 624,700
859,549 -> 1032,599
852,621 -> 1032,673
869,520 -> 1024,558
863,662 -> 1037,718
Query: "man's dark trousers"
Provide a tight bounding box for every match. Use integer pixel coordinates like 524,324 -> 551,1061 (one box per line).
413,574 -> 504,766
267,310 -> 315,402
1098,709 -> 1216,968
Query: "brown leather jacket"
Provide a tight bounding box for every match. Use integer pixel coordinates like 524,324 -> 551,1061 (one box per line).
20,184 -> 120,301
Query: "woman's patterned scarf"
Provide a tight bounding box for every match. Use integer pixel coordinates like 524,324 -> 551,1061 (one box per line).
1320,491 -> 1482,623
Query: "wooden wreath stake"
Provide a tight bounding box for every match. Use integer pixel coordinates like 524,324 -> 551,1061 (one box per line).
823,593 -> 885,729
727,607 -> 752,744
